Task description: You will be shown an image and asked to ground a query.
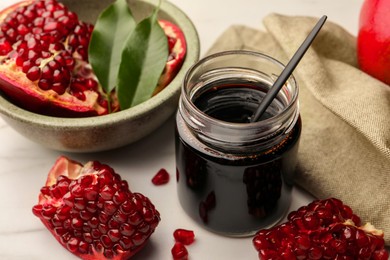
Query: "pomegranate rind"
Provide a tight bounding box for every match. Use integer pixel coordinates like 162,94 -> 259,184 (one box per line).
357,0 -> 390,85
33,156 -> 160,260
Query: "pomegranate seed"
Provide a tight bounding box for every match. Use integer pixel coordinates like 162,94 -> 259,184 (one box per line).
0,39 -> 12,55
85,78 -> 98,90
38,78 -> 51,90
53,10 -> 65,19
171,242 -> 188,260
22,60 -> 33,73
52,69 -> 62,82
50,42 -> 64,51
17,24 -> 29,35
51,82 -> 66,94
74,24 -> 86,35
41,65 -> 51,79
48,60 -> 60,70
151,168 -> 170,185
173,229 -> 195,245
68,34 -> 78,46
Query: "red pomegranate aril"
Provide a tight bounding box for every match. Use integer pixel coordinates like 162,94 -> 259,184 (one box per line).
151,168 -> 170,185
171,242 -> 188,260
5,27 -> 14,38
173,229 -> 195,246
67,237 -> 79,252
17,23 -> 29,35
107,229 -> 121,242
0,39 -> 12,55
120,223 -> 135,237
52,69 -> 62,81
108,219 -> 121,230
52,82 -> 67,94
38,78 -> 51,90
53,10 -> 65,19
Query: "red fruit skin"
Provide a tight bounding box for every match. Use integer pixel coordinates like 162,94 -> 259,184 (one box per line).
252,198 -> 389,260
32,156 -> 160,260
357,0 -> 390,85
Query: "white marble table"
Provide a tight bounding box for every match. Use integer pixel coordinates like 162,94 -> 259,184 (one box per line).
2,0 -> 385,259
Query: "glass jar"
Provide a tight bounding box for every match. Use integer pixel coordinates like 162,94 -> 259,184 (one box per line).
175,50 -> 301,236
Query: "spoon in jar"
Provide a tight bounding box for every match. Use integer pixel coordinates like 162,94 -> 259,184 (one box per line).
250,15 -> 327,122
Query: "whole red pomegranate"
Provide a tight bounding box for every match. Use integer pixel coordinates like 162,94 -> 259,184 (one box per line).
32,156 -> 160,260
0,0 -> 186,117
253,198 -> 389,260
357,0 -> 390,86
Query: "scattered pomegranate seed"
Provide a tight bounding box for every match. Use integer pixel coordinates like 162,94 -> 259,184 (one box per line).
173,229 -> 195,245
151,168 -> 170,185
171,242 -> 188,260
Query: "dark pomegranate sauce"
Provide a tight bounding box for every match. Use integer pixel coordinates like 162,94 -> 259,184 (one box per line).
175,82 -> 301,236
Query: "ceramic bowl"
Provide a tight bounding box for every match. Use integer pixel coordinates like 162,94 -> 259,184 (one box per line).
0,0 -> 200,152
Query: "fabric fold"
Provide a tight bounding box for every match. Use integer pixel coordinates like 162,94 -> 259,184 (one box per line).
206,13 -> 390,245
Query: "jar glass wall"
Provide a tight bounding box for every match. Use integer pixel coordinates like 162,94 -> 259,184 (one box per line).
175,50 -> 301,236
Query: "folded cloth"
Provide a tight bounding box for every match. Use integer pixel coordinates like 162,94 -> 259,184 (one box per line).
206,13 -> 390,245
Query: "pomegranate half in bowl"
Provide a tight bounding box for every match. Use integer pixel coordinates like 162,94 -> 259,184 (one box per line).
0,0 -> 200,152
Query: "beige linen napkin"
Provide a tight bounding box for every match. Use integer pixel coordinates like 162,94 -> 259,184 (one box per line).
206,13 -> 390,245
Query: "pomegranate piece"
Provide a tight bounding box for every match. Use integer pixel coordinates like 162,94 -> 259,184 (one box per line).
32,156 -> 160,260
151,168 -> 170,185
173,228 -> 195,245
253,198 -> 389,260
0,0 -> 117,117
171,242 -> 189,260
357,0 -> 390,86
154,20 -> 187,95
0,1 -> 187,117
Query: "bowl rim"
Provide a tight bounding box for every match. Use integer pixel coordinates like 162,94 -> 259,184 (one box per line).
0,0 -> 200,129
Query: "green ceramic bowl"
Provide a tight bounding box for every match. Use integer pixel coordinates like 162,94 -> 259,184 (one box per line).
0,0 -> 199,152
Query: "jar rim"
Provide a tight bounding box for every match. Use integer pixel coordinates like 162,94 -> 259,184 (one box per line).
181,50 -> 299,131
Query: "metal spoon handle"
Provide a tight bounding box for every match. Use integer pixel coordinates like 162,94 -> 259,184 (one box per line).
251,15 -> 327,122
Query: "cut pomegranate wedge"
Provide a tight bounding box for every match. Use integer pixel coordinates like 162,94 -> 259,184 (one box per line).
32,156 -> 160,260
154,19 -> 187,95
0,0 -> 186,117
253,198 -> 389,260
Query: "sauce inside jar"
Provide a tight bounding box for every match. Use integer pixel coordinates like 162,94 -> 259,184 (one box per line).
176,82 -> 301,236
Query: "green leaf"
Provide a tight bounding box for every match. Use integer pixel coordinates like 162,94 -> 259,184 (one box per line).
116,9 -> 168,109
88,0 -> 136,94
